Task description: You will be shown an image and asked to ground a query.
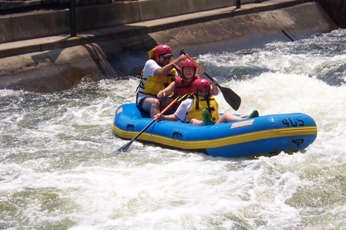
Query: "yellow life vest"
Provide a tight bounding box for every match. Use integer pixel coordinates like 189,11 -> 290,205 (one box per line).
137,47 -> 176,96
187,95 -> 219,122
138,68 -> 176,96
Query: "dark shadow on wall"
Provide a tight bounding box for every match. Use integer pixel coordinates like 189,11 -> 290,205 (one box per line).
85,33 -> 159,78
83,43 -> 118,79
317,0 -> 346,28
30,24 -> 160,80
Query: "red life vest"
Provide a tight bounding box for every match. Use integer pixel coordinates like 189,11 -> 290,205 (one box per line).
174,75 -> 200,97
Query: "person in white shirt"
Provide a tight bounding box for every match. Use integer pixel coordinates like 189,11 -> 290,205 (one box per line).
136,44 -> 186,118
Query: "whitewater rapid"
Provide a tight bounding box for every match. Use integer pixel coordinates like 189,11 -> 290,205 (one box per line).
0,29 -> 345,229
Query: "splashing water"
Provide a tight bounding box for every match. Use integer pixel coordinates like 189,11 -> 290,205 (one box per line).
0,29 -> 345,229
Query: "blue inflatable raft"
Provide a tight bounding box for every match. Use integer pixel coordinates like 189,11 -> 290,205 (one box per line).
112,103 -> 318,158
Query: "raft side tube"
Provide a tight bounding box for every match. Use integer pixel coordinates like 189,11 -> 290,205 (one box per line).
113,103 -> 318,157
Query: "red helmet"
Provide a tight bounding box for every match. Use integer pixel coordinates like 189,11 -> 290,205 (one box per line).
154,45 -> 172,62
182,59 -> 197,69
192,78 -> 210,94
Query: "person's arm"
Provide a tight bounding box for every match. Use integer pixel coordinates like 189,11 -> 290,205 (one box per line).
154,113 -> 179,121
154,54 -> 186,76
157,82 -> 175,99
210,77 -> 219,95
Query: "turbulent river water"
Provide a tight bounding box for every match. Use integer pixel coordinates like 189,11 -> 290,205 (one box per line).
1,29 -> 345,230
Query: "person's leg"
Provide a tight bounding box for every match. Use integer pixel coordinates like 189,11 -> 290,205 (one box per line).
217,113 -> 243,123
190,118 -> 204,126
141,97 -> 160,118
217,110 -> 259,123
159,97 -> 174,114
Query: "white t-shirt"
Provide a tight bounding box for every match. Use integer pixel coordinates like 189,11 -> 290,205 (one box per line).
174,98 -> 194,123
136,59 -> 161,104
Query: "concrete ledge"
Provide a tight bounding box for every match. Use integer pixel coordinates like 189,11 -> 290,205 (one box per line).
0,0 -> 261,43
0,46 -> 100,92
0,0 -> 339,92
2,0 -> 343,45
0,0 -> 313,59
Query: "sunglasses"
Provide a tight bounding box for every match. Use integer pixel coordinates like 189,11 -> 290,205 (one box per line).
161,54 -> 172,60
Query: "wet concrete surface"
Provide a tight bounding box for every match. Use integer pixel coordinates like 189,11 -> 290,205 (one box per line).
0,0 -> 338,92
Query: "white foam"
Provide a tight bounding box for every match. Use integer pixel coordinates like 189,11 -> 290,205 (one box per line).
1,31 -> 346,229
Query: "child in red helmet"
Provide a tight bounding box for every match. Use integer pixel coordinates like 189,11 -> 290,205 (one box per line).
155,78 -> 258,125
157,59 -> 218,100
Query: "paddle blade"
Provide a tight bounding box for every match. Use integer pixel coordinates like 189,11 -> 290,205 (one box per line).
116,141 -> 133,153
113,117 -> 157,155
220,86 -> 241,110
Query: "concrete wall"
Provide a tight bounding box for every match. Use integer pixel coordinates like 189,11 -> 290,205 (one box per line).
0,0 -> 256,43
0,0 -> 112,10
317,0 -> 346,28
0,2 -> 338,92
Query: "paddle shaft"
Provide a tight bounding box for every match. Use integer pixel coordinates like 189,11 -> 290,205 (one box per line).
182,52 -> 218,83
116,96 -> 180,153
181,51 -> 241,110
